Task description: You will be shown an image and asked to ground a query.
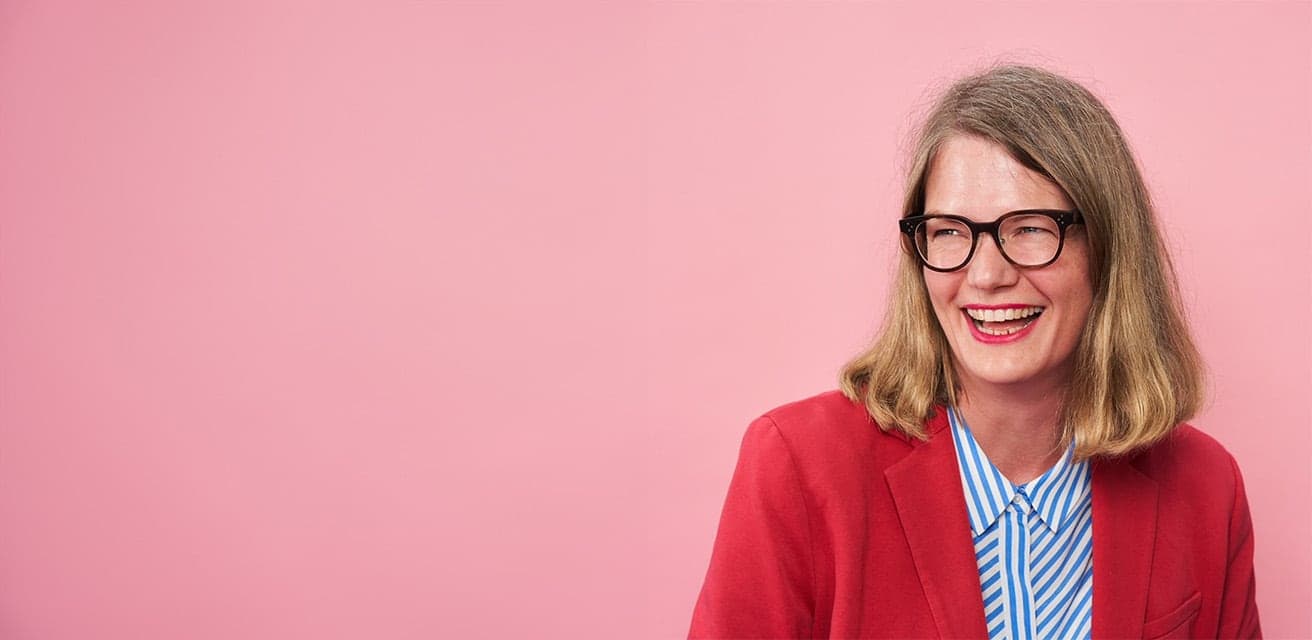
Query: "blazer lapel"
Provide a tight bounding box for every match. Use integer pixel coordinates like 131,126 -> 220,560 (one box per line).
885,411 -> 988,639
1091,456 -> 1158,639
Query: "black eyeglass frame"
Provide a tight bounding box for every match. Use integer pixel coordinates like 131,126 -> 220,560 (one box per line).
898,209 -> 1084,273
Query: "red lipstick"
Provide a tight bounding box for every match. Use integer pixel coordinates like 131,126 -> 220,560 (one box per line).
959,305 -> 1044,344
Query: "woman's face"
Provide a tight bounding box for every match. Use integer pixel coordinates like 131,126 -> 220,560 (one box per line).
922,135 -> 1093,392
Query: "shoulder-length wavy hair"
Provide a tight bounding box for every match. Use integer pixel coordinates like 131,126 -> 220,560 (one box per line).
840,65 -> 1204,459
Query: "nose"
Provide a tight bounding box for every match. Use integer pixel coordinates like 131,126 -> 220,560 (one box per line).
965,233 -> 1020,290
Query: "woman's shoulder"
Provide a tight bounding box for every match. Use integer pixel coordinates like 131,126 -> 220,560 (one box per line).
754,390 -> 876,441
1138,424 -> 1238,468
758,389 -> 869,428
1126,423 -> 1247,497
743,389 -> 914,471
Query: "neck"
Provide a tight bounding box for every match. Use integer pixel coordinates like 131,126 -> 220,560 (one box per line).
954,374 -> 1068,486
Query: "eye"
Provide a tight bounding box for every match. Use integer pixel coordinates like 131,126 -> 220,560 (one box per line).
932,228 -> 962,238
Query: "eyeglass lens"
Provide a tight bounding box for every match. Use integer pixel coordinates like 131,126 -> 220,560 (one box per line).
916,214 -> 1062,270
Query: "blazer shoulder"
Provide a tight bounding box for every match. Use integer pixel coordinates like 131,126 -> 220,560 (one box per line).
757,390 -> 874,439
749,390 -> 913,471
1143,424 -> 1236,464
1135,424 -> 1244,494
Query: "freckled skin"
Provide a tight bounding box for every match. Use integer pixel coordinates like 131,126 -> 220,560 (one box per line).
923,135 -> 1094,394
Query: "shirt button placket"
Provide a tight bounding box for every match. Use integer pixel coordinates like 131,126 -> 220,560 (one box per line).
1014,488 -> 1036,640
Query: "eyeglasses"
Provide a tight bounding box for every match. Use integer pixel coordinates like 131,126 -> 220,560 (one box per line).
898,209 -> 1084,272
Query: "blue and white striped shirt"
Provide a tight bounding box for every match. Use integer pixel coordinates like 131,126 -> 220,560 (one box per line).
948,407 -> 1094,640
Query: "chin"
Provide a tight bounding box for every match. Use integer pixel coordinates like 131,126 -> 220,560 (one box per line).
954,352 -> 1072,390
965,369 -> 1045,388
951,350 -> 1049,388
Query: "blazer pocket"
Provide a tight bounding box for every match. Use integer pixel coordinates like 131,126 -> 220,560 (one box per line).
1141,591 -> 1202,640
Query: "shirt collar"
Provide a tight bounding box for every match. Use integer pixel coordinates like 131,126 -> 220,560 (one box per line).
947,406 -> 1090,536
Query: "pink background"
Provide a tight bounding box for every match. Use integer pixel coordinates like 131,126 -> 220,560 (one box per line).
1,2 -> 1308,638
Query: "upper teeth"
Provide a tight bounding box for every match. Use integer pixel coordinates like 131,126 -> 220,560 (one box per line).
965,307 -> 1043,322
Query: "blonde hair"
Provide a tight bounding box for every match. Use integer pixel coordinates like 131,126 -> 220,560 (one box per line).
840,65 -> 1204,459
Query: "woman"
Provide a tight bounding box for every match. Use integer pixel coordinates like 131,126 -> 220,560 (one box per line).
688,65 -> 1260,639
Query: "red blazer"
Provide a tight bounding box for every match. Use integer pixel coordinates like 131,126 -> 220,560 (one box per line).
689,391 -> 1260,639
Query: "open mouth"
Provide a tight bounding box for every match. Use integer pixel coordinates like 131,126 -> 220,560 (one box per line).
963,306 -> 1044,337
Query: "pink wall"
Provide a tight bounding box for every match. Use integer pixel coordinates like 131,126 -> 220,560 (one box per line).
0,2 -> 1307,638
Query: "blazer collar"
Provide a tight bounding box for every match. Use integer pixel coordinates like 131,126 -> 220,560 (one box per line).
885,408 -> 989,639
884,409 -> 1160,640
1091,454 -> 1159,639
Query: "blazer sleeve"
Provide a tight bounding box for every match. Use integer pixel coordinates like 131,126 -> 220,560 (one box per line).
1218,454 -> 1261,638
689,415 -> 816,639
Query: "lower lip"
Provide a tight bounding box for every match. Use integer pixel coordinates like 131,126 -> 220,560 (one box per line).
963,310 -> 1040,344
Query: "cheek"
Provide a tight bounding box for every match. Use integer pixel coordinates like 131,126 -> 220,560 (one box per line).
1057,241 -> 1095,310
922,272 -> 959,312
922,274 -> 971,345
1035,272 -> 1094,335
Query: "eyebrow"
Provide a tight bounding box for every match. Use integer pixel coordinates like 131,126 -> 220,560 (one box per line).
919,208 -> 1069,217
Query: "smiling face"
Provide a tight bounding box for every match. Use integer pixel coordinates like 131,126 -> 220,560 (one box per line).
922,134 -> 1094,393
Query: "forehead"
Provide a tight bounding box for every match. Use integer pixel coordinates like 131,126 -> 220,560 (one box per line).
924,135 -> 1073,218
